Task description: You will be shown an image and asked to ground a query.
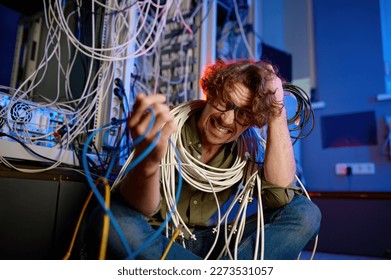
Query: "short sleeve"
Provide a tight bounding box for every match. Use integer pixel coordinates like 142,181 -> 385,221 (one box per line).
259,169 -> 303,208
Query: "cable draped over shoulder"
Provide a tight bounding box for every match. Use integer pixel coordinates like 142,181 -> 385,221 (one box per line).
160,100 -> 266,260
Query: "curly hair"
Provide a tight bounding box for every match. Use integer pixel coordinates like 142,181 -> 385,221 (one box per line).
199,59 -> 284,127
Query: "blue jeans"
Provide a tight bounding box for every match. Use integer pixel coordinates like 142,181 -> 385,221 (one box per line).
86,193 -> 321,260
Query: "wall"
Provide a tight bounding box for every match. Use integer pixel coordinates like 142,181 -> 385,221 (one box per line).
301,0 -> 391,192
261,0 -> 390,192
259,0 -> 391,258
0,5 -> 20,86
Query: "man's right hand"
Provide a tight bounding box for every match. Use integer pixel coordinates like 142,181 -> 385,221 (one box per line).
127,93 -> 177,176
119,93 -> 176,216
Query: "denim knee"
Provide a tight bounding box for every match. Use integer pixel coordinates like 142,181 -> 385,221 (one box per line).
291,194 -> 322,239
85,199 -> 152,259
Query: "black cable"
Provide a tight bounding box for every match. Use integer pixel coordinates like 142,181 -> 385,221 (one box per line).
282,83 -> 315,145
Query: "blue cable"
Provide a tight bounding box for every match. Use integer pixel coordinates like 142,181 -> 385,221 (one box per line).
124,130 -> 161,175
131,108 -> 155,146
104,110 -> 155,178
83,108 -> 182,260
128,138 -> 183,260
82,125 -> 133,257
104,120 -> 128,178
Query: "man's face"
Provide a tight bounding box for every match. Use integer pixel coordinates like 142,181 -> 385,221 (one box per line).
197,83 -> 252,146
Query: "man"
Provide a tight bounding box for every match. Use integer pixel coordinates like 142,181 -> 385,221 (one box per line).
86,60 -> 321,260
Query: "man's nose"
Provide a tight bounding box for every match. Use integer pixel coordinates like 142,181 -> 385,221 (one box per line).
220,109 -> 235,124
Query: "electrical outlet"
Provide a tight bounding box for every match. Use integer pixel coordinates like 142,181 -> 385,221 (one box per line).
335,162 -> 376,175
335,163 -> 350,175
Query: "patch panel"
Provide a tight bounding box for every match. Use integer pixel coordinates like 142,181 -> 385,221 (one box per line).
159,4 -> 202,106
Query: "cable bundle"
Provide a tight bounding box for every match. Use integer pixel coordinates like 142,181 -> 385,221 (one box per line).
160,100 -> 266,259
282,83 -> 315,145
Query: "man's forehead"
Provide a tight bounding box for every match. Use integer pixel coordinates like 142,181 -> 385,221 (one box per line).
225,84 -> 253,107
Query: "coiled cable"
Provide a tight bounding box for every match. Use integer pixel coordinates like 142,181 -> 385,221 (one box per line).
283,83 -> 315,145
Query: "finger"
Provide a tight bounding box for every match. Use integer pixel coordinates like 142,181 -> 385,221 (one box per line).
153,121 -> 178,155
131,109 -> 154,139
132,107 -> 177,162
265,63 -> 276,74
131,102 -> 174,143
128,94 -> 167,127
146,103 -> 175,138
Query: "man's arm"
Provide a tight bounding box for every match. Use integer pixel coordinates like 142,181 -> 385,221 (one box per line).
263,74 -> 296,187
119,94 -> 177,216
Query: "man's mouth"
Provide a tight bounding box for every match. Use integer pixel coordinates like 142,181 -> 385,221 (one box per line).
211,118 -> 233,134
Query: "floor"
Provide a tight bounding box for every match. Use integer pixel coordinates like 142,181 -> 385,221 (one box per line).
300,250 -> 387,260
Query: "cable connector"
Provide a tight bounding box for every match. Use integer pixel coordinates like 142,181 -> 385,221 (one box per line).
113,87 -> 123,100
110,117 -> 127,126
248,181 -> 255,202
228,224 -> 237,234
114,78 -> 125,91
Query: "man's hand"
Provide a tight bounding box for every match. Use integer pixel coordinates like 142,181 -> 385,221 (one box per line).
128,93 -> 177,175
120,93 -> 177,216
265,65 -> 285,103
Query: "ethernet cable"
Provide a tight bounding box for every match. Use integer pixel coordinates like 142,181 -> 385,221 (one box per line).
81,121 -> 133,258
158,97 -> 315,260
127,138 -> 183,260
80,106 -> 183,260
233,0 -> 255,60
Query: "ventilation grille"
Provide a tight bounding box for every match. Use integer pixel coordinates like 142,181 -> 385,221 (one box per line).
10,102 -> 32,123
0,105 -> 4,128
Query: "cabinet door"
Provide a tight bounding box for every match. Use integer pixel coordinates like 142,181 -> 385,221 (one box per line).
0,178 -> 59,259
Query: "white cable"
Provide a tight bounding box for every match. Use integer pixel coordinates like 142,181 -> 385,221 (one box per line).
295,174 -> 319,260
232,0 -> 255,60
159,101 -> 265,259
